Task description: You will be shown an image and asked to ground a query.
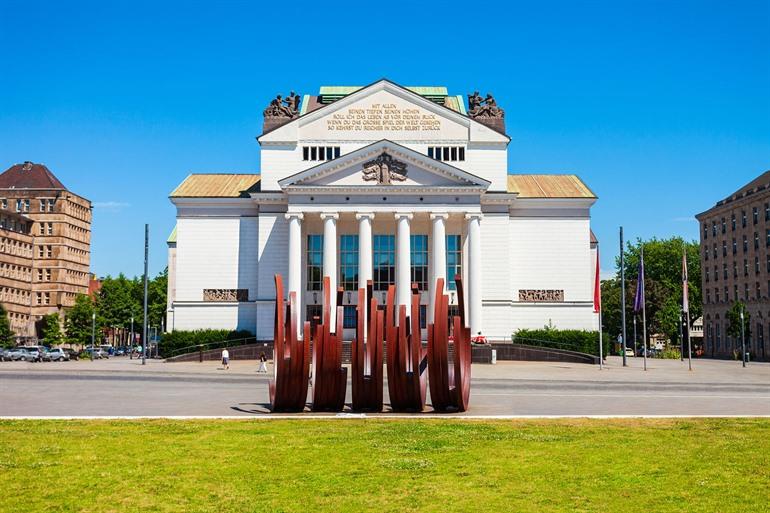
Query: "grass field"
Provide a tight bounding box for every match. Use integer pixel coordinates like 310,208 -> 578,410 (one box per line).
1,418 -> 768,512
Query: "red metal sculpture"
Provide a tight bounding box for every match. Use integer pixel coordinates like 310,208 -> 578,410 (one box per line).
309,277 -> 347,411
385,283 -> 428,412
269,274 -> 310,412
351,281 -> 384,411
427,276 -> 472,412
269,273 -> 471,414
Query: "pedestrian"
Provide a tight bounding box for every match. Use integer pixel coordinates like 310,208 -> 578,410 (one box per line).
221,348 -> 230,370
258,352 -> 268,373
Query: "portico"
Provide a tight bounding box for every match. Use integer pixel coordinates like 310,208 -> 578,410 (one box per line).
282,208 -> 483,337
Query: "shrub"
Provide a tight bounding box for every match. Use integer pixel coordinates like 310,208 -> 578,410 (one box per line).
160,329 -> 254,357
512,328 -> 609,357
657,347 -> 681,359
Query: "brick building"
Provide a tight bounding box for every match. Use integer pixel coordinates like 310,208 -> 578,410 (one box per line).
696,170 -> 770,361
0,162 -> 92,338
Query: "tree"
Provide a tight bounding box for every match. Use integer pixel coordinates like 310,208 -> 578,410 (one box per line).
41,313 -> 63,346
0,304 -> 14,347
600,236 -> 701,346
726,301 -> 750,340
65,294 -> 95,345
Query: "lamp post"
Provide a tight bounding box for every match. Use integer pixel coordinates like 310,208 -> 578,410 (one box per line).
740,309 -> 746,368
130,316 -> 134,360
90,312 -> 95,361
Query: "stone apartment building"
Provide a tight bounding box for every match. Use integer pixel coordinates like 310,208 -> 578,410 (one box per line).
696,170 -> 770,361
0,162 -> 92,338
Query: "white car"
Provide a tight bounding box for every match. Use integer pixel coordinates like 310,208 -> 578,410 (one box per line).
624,348 -> 635,357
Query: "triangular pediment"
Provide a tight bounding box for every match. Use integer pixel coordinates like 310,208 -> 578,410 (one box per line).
258,79 -> 509,144
278,140 -> 490,190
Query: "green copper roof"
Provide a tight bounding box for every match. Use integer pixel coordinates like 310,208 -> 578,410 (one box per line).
316,85 -> 463,112
167,225 -> 177,244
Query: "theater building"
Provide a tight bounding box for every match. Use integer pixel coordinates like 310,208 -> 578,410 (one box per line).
167,80 -> 599,341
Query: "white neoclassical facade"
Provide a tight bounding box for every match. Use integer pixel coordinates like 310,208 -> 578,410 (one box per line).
166,80 -> 599,340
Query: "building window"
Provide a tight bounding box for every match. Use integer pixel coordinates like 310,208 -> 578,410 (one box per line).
306,234 -> 323,291
765,202 -> 770,221
742,235 -> 747,253
446,235 -> 462,291
705,268 -> 710,282
419,304 -> 427,329
713,244 -> 717,259
755,256 -> 760,274
743,259 -> 748,277
713,265 -> 718,282
734,237 -> 738,254
302,146 -> 340,162
373,235 -> 395,292
339,235 -> 359,291
753,207 -> 758,225
306,305 -> 322,325
716,321 -> 721,350
0,199 -> 5,209
725,286 -> 729,302
722,241 -> 727,257
734,284 -> 738,301
428,146 -> 465,162
731,214 -> 736,231
755,232 -> 759,250
721,217 -> 726,234
706,289 -> 711,304
703,223 -> 708,240
47,223 -> 53,235
733,261 -> 737,278
343,305 -> 357,329
410,234 -> 428,291
742,211 -> 747,228
744,283 -> 749,300
756,282 -> 761,299
715,287 -> 720,303
712,221 -> 717,236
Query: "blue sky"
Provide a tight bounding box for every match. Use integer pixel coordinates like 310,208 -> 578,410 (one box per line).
1,0 -> 768,279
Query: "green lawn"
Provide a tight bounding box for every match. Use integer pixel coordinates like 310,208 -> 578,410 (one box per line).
1,418 -> 768,512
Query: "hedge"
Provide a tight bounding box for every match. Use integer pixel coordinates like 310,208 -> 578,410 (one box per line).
512,329 -> 610,357
159,329 -> 254,357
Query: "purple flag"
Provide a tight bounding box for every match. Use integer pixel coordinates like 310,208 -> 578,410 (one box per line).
634,251 -> 645,313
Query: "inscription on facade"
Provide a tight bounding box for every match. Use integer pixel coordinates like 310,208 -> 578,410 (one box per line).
518,289 -> 564,302
203,289 -> 249,302
326,103 -> 441,132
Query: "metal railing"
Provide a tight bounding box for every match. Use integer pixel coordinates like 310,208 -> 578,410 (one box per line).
164,336 -> 258,359
510,335 -> 601,357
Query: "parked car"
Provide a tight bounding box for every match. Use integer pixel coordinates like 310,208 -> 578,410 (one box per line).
9,347 -> 41,362
624,348 -> 635,357
47,348 -> 70,361
65,348 -> 81,361
1,348 -> 13,361
83,347 -> 109,359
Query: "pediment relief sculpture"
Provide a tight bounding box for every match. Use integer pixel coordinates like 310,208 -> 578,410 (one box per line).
362,153 -> 408,185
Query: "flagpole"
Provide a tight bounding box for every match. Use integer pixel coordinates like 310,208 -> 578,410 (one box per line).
641,245 -> 648,371
620,227 -> 627,367
683,246 -> 692,371
595,243 -> 603,370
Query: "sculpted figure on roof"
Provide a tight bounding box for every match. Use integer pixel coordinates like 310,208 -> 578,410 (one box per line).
467,92 -> 504,119
263,91 -> 301,118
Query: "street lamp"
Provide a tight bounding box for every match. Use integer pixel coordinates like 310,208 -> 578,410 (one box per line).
740,309 -> 746,368
90,311 -> 96,361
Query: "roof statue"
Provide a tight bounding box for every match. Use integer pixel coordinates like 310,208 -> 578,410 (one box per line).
361,153 -> 408,185
263,91 -> 301,118
467,92 -> 504,119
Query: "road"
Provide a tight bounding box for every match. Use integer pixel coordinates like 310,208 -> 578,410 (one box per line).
1,356 -> 769,417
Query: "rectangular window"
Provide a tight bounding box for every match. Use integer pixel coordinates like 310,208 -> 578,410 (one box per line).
733,261 -> 737,278
310,146 -> 317,160
713,265 -> 718,282
419,304 -> 427,329
306,234 -> 323,291
410,234 -> 428,291
712,221 -> 717,236
731,214 -> 736,231
755,232 -> 759,249
756,282 -> 761,299
373,235 -> 395,291
742,235 -> 747,252
766,202 -> 769,221
326,147 -> 334,160
742,211 -> 747,227
458,147 -> 465,161
334,147 -> 340,158
756,256 -> 760,274
745,283 -> 750,300
343,305 -> 357,329
721,217 -> 726,234
302,147 -> 309,161
753,207 -> 758,224
446,235 -> 462,291
427,147 -> 434,159
0,199 -> 5,209
450,147 -> 458,161
443,147 -> 450,161
703,223 -> 708,240
339,234 -> 359,291
306,305 -> 322,325
743,259 -> 748,277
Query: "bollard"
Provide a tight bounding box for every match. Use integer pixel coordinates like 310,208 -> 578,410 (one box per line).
491,349 -> 497,365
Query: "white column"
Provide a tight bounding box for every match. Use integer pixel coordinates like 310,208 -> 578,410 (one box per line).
321,213 -> 339,327
356,213 -> 374,289
466,213 -> 483,335
285,213 -> 303,333
428,212 -> 448,323
395,212 -> 413,310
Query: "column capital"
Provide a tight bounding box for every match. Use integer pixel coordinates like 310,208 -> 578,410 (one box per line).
320,212 -> 339,221
464,212 -> 483,221
430,212 -> 449,220
394,212 -> 414,221
284,212 -> 304,221
355,212 -> 375,221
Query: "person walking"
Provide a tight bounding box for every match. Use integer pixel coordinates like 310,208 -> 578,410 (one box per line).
257,352 -> 268,373
221,348 -> 230,370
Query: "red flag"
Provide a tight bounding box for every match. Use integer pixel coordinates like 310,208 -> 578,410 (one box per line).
594,248 -> 601,313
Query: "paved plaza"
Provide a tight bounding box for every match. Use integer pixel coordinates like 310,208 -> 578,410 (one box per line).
1,356 -> 768,417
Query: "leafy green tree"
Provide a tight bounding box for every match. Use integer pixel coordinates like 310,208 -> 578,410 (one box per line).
726,301 -> 751,340
0,304 -> 14,347
65,294 -> 95,345
41,313 -> 62,346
